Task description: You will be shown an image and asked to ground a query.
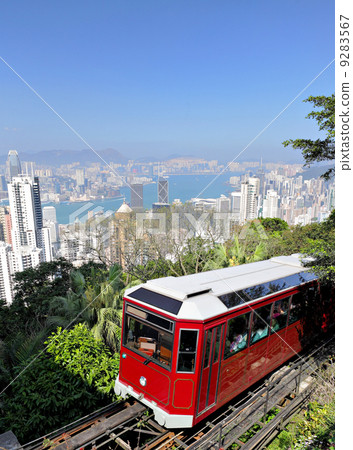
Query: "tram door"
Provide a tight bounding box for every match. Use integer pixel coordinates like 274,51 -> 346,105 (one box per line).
197,324 -> 224,415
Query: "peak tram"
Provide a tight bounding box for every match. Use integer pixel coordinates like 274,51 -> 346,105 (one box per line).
115,254 -> 333,428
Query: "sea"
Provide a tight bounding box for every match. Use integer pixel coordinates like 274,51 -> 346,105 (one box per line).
42,172 -> 245,224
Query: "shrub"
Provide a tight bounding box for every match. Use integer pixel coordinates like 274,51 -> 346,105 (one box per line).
0,324 -> 120,443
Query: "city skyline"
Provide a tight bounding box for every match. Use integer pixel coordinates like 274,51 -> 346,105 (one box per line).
1,1 -> 334,164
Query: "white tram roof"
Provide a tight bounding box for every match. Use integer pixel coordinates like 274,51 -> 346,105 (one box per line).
125,254 -> 316,321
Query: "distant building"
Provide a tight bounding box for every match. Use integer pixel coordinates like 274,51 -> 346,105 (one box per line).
216,195 -> 230,213
230,192 -> 241,221
76,168 -> 85,187
110,202 -> 134,269
152,203 -> 170,212
43,206 -> 59,255
43,206 -> 57,222
239,177 -> 260,223
7,150 -> 21,180
0,242 -> 13,304
8,175 -> 52,264
130,183 -> 144,211
0,175 -> 7,191
262,190 -> 280,218
158,177 -> 169,204
328,185 -> 335,211
0,206 -> 12,245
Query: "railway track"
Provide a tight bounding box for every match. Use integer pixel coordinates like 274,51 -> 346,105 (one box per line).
21,336 -> 334,450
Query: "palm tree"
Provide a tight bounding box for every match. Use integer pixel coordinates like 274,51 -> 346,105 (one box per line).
88,265 -> 125,352
47,270 -> 91,329
205,236 -> 267,270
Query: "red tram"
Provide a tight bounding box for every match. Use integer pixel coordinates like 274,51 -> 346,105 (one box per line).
115,254 -> 330,428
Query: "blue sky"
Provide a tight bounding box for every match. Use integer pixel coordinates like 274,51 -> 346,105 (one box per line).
0,0 -> 334,163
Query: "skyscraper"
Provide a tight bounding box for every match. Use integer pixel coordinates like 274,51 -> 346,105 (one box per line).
8,175 -> 52,263
158,177 -> 169,204
239,178 -> 260,224
43,206 -> 57,222
0,242 -> 13,304
7,150 -> 22,180
43,206 -> 59,254
130,183 -> 144,211
230,192 -> 242,221
262,190 -> 280,218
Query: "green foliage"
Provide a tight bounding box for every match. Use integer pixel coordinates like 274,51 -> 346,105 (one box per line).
205,235 -> 267,270
77,261 -> 108,286
267,401 -> 335,450
45,324 -> 120,396
259,217 -> 289,234
283,94 -> 335,180
0,324 -> 120,443
11,258 -> 74,333
301,211 -> 335,285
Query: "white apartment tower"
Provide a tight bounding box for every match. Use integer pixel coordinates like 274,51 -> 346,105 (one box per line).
239,177 -> 260,224
8,175 -> 52,264
262,189 -> 280,218
0,242 -> 14,304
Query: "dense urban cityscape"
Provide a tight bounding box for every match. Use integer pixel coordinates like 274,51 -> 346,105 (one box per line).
0,148 -> 334,304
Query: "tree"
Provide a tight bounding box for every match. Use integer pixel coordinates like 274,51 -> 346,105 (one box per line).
259,217 -> 289,234
283,95 -> 335,179
302,210 -> 335,285
11,258 -> 73,333
205,236 -> 267,270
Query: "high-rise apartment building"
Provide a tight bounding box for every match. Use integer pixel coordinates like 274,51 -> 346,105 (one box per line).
158,177 -> 169,204
230,192 -> 242,221
43,206 -> 59,254
43,206 -> 57,222
110,202 -> 133,269
8,175 -> 52,263
0,243 -> 14,304
262,189 -> 280,218
239,178 -> 260,224
0,206 -> 12,245
0,175 -> 7,191
216,195 -> 230,213
130,183 -> 144,211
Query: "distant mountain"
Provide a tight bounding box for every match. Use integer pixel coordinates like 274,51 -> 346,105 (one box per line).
301,164 -> 334,180
133,154 -> 196,163
0,148 -> 128,167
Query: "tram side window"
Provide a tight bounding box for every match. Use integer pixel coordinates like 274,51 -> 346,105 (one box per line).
203,330 -> 212,368
250,304 -> 272,345
288,292 -> 304,325
271,298 -> 290,333
224,313 -> 250,359
177,330 -> 198,373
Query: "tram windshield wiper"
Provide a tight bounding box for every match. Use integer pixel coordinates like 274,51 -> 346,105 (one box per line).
143,356 -> 153,365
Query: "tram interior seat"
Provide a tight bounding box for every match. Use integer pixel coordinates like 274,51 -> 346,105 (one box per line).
251,328 -> 268,344
138,337 -> 156,356
159,346 -> 171,365
271,321 -> 280,332
237,334 -> 248,350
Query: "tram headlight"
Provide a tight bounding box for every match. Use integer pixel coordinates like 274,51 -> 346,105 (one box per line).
139,376 -> 147,387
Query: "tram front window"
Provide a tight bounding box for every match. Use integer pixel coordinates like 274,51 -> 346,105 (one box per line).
123,304 -> 174,368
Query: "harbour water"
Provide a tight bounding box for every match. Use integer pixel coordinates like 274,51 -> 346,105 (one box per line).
46,172 -> 244,224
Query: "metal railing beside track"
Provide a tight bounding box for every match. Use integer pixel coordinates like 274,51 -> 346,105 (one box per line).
183,337 -> 334,450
